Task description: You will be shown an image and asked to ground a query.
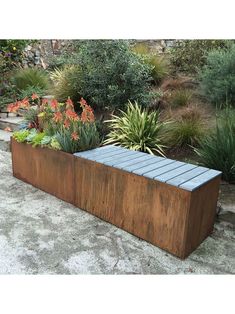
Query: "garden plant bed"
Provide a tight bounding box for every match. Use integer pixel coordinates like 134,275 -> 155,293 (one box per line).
11,138 -> 221,259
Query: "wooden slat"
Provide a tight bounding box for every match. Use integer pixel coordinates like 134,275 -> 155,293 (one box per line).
74,144 -> 117,157
104,151 -> 146,166
114,154 -> 155,170
123,155 -> 164,172
93,150 -> 136,163
155,163 -> 197,182
144,161 -> 185,179
166,166 -> 209,187
133,159 -> 175,176
179,169 -> 222,191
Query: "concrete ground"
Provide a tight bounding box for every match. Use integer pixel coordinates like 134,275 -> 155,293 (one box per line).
0,150 -> 235,274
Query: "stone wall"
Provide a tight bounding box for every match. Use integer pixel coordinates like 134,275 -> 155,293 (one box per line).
22,40 -> 176,69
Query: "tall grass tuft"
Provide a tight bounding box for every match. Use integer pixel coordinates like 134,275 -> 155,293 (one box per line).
195,107 -> 235,182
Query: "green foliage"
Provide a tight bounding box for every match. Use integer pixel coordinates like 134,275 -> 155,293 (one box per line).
74,40 -> 152,110
132,42 -> 151,55
169,89 -> 192,107
12,129 -> 30,142
166,107 -> 205,148
50,66 -> 81,104
199,44 -> 235,106
19,86 -> 45,100
105,101 -> 166,156
170,40 -> 230,73
56,122 -> 100,153
195,108 -> 235,182
12,67 -> 49,93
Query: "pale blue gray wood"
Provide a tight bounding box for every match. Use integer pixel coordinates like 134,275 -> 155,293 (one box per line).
144,161 -> 185,179
155,163 -> 197,182
77,148 -> 127,161
166,166 -> 209,187
179,169 -> 221,191
73,145 -> 221,191
74,145 -> 120,158
133,159 -> 175,176
114,154 -> 156,170
122,155 -> 164,172
102,150 -> 141,166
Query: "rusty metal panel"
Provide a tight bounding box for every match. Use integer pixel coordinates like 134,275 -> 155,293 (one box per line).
11,138 -> 75,204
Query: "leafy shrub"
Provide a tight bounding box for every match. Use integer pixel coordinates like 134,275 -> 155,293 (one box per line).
166,107 -> 205,148
105,101 -> 166,156
195,108 -> 235,182
169,89 -> 192,107
199,45 -> 235,106
74,40 -> 152,110
50,65 -> 81,104
170,40 -> 230,73
12,68 -> 49,92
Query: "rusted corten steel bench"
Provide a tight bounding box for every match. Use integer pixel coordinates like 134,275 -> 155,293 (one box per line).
73,145 -> 221,259
11,138 -> 221,259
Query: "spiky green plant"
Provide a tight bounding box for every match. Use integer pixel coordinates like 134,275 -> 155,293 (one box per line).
56,122 -> 100,154
195,108 -> 235,182
12,68 -> 49,92
104,101 -> 166,156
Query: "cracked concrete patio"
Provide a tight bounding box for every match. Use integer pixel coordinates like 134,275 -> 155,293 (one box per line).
0,149 -> 234,274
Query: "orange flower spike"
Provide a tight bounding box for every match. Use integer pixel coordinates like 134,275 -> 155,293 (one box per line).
81,110 -> 88,122
80,97 -> 87,107
21,98 -> 30,108
53,111 -> 63,123
31,93 -> 39,100
51,99 -> 59,110
65,109 -> 79,121
66,97 -> 74,109
42,98 -> 48,105
63,119 -> 70,129
71,132 -> 79,141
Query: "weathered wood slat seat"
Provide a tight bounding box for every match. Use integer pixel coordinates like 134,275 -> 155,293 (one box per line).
74,145 -> 221,191
73,145 -> 221,258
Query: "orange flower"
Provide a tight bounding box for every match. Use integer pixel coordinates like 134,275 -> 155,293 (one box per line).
80,97 -> 87,107
66,97 -> 74,109
81,107 -> 95,122
4,127 -> 12,132
71,132 -> 79,141
53,111 -> 63,122
20,98 -> 30,108
63,119 -> 70,129
31,93 -> 39,100
7,102 -> 21,113
51,99 -> 59,110
65,109 -> 79,121
42,98 -> 48,105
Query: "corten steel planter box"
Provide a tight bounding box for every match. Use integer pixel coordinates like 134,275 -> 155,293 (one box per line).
11,139 -> 221,259
11,138 -> 75,204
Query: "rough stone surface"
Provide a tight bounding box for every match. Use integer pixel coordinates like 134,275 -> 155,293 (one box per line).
0,150 -> 234,274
